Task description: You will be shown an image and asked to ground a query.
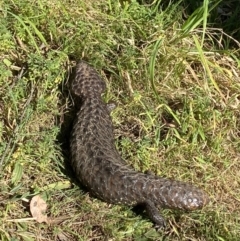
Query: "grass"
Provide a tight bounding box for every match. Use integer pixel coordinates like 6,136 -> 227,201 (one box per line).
0,0 -> 240,240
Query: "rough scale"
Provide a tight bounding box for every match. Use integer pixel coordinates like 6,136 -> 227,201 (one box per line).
70,61 -> 209,227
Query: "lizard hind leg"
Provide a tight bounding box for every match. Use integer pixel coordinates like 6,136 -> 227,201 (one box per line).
145,200 -> 166,229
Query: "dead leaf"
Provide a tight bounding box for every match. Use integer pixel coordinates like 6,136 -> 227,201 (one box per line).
30,195 -> 48,223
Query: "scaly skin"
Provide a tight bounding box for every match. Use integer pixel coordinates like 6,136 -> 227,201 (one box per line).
70,61 -> 209,227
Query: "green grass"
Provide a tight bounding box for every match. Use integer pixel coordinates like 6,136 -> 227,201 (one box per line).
0,0 -> 240,240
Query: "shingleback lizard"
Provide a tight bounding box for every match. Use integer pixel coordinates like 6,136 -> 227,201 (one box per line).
70,61 -> 209,227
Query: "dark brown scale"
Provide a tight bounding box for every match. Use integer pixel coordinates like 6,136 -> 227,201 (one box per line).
70,61 -> 209,227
